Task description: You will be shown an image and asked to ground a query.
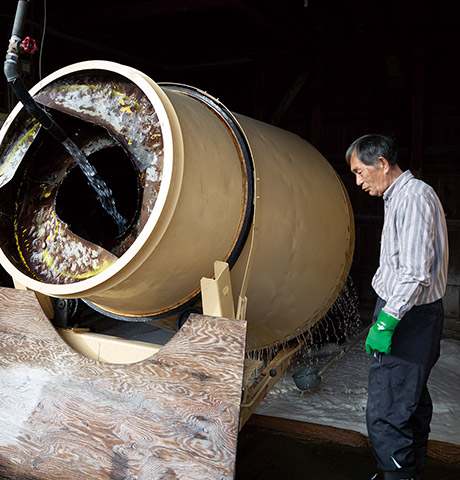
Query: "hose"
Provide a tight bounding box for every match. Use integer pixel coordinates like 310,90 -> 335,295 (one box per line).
4,0 -> 68,144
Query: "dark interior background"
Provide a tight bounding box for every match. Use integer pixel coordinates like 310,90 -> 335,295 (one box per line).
1,0 -> 459,321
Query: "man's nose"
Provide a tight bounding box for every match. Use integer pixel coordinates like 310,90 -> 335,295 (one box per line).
356,175 -> 363,186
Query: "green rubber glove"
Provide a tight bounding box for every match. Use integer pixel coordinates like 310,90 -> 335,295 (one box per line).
365,310 -> 399,355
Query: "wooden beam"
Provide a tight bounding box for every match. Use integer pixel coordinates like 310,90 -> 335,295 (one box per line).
309,50 -> 323,148
410,47 -> 425,175
270,67 -> 310,125
246,414 -> 369,448
47,0 -> 238,25
0,287 -> 247,480
245,414 -> 460,466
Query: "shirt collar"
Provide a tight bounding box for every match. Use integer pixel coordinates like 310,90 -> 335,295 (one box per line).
383,170 -> 414,202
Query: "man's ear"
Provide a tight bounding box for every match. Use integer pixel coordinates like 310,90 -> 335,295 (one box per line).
377,156 -> 391,173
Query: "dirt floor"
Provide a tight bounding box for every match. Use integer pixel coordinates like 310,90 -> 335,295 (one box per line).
235,423 -> 460,480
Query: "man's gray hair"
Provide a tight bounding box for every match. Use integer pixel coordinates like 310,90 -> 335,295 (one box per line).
345,134 -> 397,167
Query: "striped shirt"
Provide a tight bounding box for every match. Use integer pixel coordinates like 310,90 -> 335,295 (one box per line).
372,170 -> 449,320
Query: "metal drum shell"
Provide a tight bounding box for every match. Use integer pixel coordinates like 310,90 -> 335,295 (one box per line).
230,114 -> 354,350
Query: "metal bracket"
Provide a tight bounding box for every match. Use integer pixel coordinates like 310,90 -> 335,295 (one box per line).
200,260 -> 236,319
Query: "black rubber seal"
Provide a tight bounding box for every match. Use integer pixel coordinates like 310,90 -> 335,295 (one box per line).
161,83 -> 255,270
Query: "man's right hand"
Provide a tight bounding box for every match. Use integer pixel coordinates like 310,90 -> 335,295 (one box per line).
365,310 -> 399,355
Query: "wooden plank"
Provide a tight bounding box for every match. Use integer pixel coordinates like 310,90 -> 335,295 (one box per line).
246,415 -> 460,466
427,439 -> 460,466
0,287 -> 247,480
246,414 -> 370,448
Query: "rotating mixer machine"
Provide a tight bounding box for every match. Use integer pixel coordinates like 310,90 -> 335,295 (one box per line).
0,60 -> 354,351
0,59 -> 354,479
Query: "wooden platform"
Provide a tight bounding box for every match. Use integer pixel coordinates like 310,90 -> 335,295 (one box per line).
0,287 -> 247,480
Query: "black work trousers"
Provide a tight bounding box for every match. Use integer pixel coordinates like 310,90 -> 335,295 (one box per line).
366,297 -> 444,476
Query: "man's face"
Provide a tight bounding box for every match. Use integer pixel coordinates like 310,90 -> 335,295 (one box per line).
349,152 -> 388,197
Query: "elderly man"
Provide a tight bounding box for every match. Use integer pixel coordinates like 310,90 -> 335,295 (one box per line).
346,134 -> 448,480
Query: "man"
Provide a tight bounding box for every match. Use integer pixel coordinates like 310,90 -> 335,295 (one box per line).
345,134 -> 448,480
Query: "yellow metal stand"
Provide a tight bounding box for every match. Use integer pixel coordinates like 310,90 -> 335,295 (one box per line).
239,342 -> 302,429
200,261 -> 236,319
198,261 -> 304,430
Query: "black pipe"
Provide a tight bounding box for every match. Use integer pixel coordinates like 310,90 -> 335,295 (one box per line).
4,1 -> 128,235
4,0 -> 68,143
11,0 -> 29,38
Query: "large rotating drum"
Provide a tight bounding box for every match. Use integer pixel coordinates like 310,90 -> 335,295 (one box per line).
0,61 -> 354,352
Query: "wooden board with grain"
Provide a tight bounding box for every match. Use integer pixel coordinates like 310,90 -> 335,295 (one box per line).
0,287 -> 247,480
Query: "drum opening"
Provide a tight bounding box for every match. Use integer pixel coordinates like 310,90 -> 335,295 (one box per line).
55,144 -> 140,249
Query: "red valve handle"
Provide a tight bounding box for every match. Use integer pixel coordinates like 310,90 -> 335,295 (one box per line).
22,36 -> 38,54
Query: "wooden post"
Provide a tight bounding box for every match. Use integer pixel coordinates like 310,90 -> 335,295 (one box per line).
410,47 -> 424,176
0,287 -> 247,480
309,49 -> 323,148
270,67 -> 310,125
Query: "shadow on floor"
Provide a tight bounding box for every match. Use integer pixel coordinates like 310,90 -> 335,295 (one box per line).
235,424 -> 460,480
